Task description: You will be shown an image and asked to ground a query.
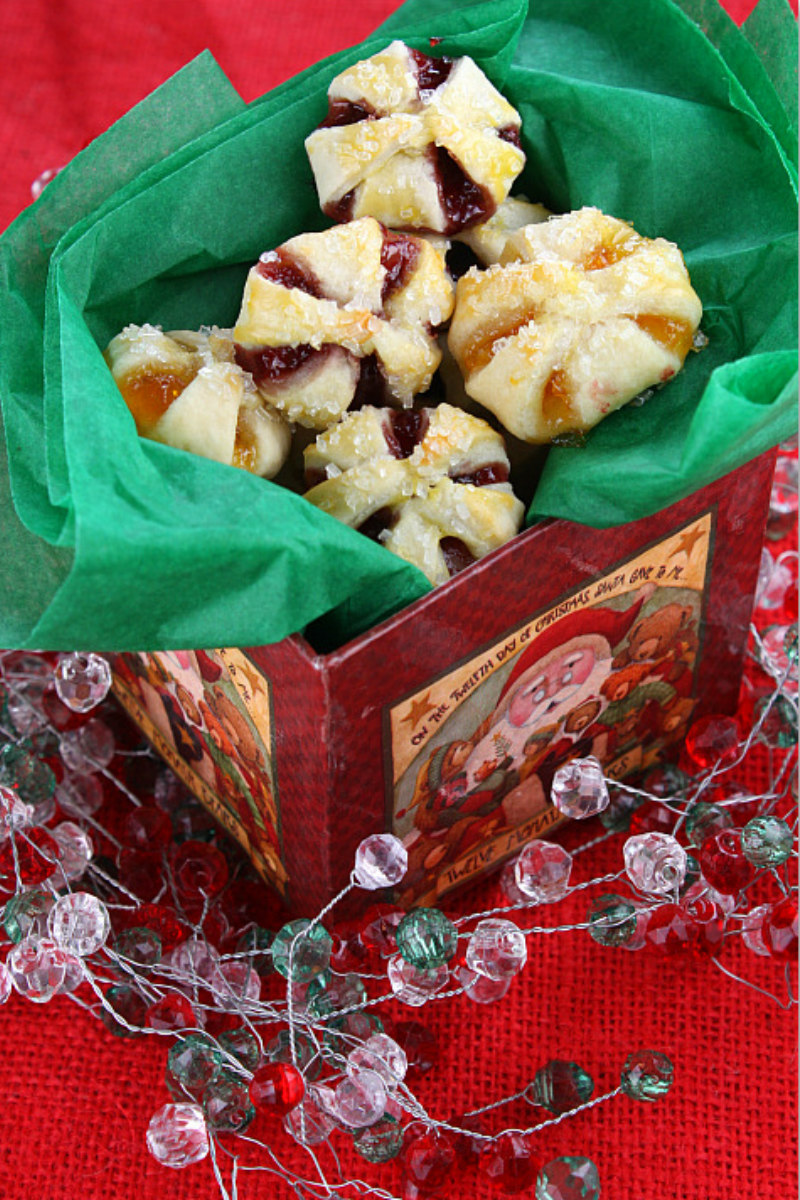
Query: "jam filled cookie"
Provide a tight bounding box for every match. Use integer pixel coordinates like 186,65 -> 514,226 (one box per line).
233,216 -> 454,429
105,324 -> 291,476
305,41 -> 525,235
448,207 -> 703,443
303,402 -> 524,585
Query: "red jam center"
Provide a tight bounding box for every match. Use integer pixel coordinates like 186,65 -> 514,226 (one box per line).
380,229 -> 420,304
383,408 -> 430,459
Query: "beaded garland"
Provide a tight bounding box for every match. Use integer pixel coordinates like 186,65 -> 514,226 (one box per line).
0,445 -> 796,1198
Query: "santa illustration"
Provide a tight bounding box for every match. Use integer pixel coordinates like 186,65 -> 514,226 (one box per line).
396,587 -> 654,900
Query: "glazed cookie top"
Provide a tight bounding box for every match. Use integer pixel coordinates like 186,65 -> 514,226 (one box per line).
305,41 -> 525,235
105,325 -> 291,477
448,207 -> 703,444
303,403 -> 524,585
233,217 -> 454,428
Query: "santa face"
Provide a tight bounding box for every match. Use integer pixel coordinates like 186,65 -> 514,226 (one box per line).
507,647 -> 597,728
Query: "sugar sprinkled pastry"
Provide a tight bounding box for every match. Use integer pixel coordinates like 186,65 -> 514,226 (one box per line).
456,196 -> 550,265
303,403 -> 524,585
305,41 -> 525,234
233,217 -> 454,430
448,206 -> 704,444
105,325 -> 291,477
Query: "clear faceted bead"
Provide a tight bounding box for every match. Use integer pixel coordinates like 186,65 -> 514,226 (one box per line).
146,1102 -> 209,1168
354,833 -> 408,889
271,919 -> 332,983
307,970 -> 367,1020
515,841 -> 572,903
457,964 -> 512,1005
620,1049 -> 674,1101
59,719 -> 115,775
550,757 -> 609,819
0,960 -> 12,1004
166,936 -> 221,986
51,821 -> 93,882
535,1156 -> 601,1200
0,784 -> 32,839
396,907 -> 458,968
741,905 -> 772,957
7,937 -> 67,1002
387,955 -> 448,1006
54,653 -> 112,714
208,960 -> 261,1005
500,858 -> 536,906
348,1033 -> 407,1088
334,1068 -> 387,1128
741,815 -> 793,866
283,1091 -> 336,1145
5,679 -> 48,736
465,918 -> 527,980
55,772 -> 105,819
623,832 -> 687,895
48,891 -> 110,956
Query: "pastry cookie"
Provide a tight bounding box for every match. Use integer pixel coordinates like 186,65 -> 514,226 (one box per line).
233,217 -> 454,429
448,207 -> 704,443
303,403 -> 524,585
105,324 -> 291,476
305,41 -> 525,235
456,196 -> 550,265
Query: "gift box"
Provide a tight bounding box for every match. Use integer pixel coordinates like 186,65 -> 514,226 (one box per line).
0,0 -> 796,911
112,447 -> 776,913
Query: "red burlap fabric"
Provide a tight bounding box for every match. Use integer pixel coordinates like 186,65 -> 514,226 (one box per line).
0,3 -> 796,1198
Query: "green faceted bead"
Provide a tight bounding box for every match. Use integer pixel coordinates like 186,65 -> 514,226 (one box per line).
599,788 -> 645,833
3,888 -> 53,943
218,1026 -> 262,1072
755,695 -> 798,749
353,1114 -> 404,1163
620,1049 -> 674,1101
536,1155 -> 601,1199
784,625 -> 798,664
396,907 -> 458,968
588,894 -> 637,947
307,971 -> 367,1020
0,743 -> 55,806
112,926 -> 162,971
678,854 -> 701,897
740,816 -> 793,867
166,1034 -> 223,1100
530,1059 -> 594,1115
684,802 -> 733,848
271,919 -> 332,983
202,1068 -> 256,1132
324,1011 -> 384,1060
236,925 -> 274,976
642,763 -> 690,799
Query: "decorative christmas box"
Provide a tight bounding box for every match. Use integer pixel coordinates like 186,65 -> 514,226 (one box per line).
112,448 -> 775,914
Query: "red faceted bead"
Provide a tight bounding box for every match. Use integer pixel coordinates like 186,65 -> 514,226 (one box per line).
628,802 -> 676,838
117,848 -> 165,902
329,925 -> 370,974
479,1131 -> 539,1194
645,904 -> 722,957
121,806 -> 173,855
764,897 -> 798,961
452,1112 -> 489,1166
146,993 -> 196,1032
249,1062 -> 305,1117
0,827 -> 60,889
171,839 -> 229,901
114,903 -> 186,952
393,1021 -> 439,1078
682,714 -> 740,773
402,1129 -> 457,1191
699,829 -> 754,895
360,904 -> 404,959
